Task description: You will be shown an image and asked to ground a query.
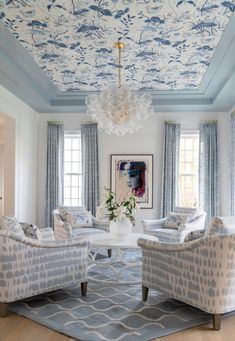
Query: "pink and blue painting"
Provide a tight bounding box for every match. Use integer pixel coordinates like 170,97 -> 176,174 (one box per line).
111,154 -> 153,208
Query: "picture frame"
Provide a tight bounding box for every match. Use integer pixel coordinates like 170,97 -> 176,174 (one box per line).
110,154 -> 153,209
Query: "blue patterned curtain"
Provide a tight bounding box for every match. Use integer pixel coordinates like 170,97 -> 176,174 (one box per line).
160,122 -> 181,218
229,112 -> 235,215
199,121 -> 220,221
46,122 -> 64,227
81,123 -> 100,216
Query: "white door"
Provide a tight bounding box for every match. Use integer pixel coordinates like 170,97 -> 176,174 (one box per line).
0,143 -> 3,218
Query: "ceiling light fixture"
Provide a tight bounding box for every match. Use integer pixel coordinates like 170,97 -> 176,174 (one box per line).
85,42 -> 153,136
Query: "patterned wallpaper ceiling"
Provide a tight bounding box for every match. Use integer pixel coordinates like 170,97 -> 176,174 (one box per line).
0,0 -> 234,92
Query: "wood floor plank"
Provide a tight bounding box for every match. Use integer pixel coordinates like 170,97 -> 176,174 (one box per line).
0,312 -> 234,341
0,313 -> 23,340
2,314 -> 54,341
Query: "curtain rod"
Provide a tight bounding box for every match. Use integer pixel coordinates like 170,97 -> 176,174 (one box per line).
164,120 -> 217,124
47,121 -> 63,124
200,120 -> 217,123
81,120 -> 97,124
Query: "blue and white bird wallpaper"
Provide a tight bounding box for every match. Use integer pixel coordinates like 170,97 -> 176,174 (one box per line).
0,0 -> 234,92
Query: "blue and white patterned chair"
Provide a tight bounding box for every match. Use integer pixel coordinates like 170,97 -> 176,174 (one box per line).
138,216 -> 235,330
0,216 -> 89,317
53,206 -> 112,257
142,207 -> 207,243
53,206 -> 109,240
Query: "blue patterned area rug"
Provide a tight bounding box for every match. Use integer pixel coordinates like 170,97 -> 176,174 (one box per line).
9,250 -> 213,341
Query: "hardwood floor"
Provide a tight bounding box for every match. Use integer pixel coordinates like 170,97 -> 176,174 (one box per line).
0,312 -> 235,341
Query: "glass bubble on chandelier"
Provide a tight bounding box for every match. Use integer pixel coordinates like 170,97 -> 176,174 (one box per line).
86,85 -> 153,136
86,42 -> 153,136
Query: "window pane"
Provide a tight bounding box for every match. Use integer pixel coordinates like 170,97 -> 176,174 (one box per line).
72,162 -> 79,173
78,187 -> 82,200
71,199 -> 79,206
64,175 -> 71,187
64,150 -> 72,162
185,138 -> 192,149
184,163 -> 192,174
64,138 -> 72,150
64,199 -> 71,206
64,132 -> 82,207
64,187 -> 71,199
178,132 -> 199,208
71,175 -> 78,187
72,138 -> 79,150
64,162 -> 72,173
72,150 -> 79,162
71,187 -> 78,198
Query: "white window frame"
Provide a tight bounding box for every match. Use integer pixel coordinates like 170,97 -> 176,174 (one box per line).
176,130 -> 199,209
64,130 -> 82,207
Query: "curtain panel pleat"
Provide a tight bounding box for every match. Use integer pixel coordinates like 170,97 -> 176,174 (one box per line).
160,122 -> 181,218
199,122 -> 220,221
46,122 -> 64,227
81,123 -> 100,216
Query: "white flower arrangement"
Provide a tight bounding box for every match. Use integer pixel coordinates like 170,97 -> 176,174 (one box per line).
96,188 -> 138,224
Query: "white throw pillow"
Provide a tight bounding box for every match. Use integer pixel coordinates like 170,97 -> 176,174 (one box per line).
59,205 -> 93,228
164,212 -> 191,229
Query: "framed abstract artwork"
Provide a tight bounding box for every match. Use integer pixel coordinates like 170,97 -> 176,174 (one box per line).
110,154 -> 153,209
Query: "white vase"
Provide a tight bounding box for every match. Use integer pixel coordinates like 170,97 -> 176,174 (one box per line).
109,218 -> 132,237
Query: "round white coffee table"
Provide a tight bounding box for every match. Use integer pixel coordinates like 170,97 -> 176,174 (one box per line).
88,233 -> 158,284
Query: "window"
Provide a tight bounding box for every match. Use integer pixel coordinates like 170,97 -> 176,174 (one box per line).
64,131 -> 82,206
177,131 -> 199,208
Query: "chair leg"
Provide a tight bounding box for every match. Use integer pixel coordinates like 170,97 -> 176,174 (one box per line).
142,285 -> 149,302
0,303 -> 8,317
213,314 -> 221,330
81,282 -> 88,297
107,249 -> 112,257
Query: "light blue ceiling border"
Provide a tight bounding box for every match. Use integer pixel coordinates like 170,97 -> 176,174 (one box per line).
0,13 -> 235,113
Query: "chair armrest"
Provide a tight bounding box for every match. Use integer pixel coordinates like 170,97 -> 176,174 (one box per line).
137,236 -> 209,252
0,230 -> 88,249
39,227 -> 55,240
142,218 -> 166,232
92,218 -> 110,232
178,220 -> 206,233
189,213 -> 206,227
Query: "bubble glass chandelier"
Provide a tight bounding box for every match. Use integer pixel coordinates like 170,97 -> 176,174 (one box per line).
86,42 -> 153,136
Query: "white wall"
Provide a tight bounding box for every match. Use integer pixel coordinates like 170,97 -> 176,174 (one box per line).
37,111 -> 230,231
3,116 -> 15,215
0,126 -> 3,143
0,85 -> 39,223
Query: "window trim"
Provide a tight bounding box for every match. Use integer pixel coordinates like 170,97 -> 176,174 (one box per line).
64,130 -> 82,207
177,130 -> 199,209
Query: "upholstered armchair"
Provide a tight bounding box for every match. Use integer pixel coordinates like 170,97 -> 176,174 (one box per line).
53,206 -> 109,240
138,232 -> 235,330
53,206 -> 112,257
142,207 -> 207,243
0,229 -> 89,317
